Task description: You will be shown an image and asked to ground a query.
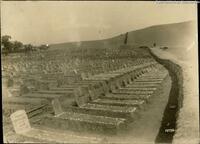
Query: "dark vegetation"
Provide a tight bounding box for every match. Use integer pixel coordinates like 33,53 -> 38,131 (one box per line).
1,35 -> 49,55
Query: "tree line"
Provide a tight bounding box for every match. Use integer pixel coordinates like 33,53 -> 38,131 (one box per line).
1,35 -> 49,54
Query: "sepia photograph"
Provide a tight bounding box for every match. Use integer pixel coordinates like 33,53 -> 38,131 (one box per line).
1,1 -> 199,143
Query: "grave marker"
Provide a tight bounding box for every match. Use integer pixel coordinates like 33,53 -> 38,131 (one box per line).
87,73 -> 92,78
73,69 -> 78,74
74,87 -> 90,107
10,110 -> 31,134
81,73 -> 87,80
52,98 -> 63,116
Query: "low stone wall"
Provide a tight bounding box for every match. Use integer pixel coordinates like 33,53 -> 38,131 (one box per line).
147,48 -> 184,143
150,55 -> 183,109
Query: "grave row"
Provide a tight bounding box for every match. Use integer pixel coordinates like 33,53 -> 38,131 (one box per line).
3,57 -> 155,95
3,60 -> 160,116
38,64 -> 169,135
2,52 -> 154,84
7,62 -> 169,143
3,58 -> 154,77
3,59 -> 170,142
2,60 -> 156,116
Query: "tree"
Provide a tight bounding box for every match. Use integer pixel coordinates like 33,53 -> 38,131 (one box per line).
1,35 -> 12,52
1,35 -> 11,44
24,44 -> 33,52
13,41 -> 23,52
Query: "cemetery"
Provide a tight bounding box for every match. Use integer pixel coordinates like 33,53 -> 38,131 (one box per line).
2,45 -> 173,143
1,1 -> 198,141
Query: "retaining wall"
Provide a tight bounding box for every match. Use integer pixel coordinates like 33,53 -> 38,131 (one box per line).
149,51 -> 183,109
147,48 -> 184,143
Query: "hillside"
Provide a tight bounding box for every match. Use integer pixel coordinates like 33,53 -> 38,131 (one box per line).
50,21 -> 196,52
127,21 -> 196,46
49,35 -> 125,51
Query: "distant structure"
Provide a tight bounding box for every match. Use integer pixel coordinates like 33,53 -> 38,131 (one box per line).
153,43 -> 156,47
124,32 -> 128,45
119,32 -> 130,49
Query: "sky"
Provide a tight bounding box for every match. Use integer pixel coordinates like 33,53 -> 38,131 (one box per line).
1,1 -> 197,45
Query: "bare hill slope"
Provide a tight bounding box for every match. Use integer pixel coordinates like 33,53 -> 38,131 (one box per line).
127,21 -> 196,47
50,21 -> 197,59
